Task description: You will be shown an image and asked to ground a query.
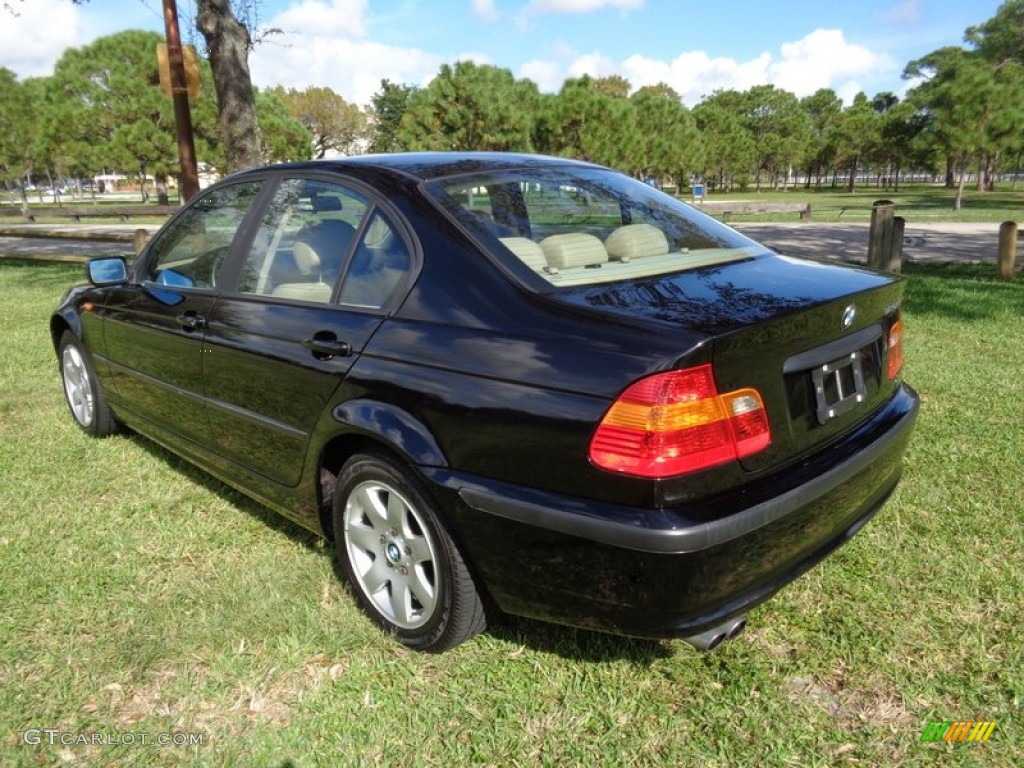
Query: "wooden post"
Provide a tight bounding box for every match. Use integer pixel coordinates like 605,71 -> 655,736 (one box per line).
133,228 -> 150,255
998,221 -> 1018,280
162,0 -> 200,203
868,200 -> 895,271
889,216 -> 905,273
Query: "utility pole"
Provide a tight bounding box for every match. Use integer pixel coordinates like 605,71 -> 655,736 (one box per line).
163,0 -> 200,203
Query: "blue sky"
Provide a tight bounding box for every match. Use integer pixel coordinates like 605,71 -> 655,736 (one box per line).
0,0 -> 1008,107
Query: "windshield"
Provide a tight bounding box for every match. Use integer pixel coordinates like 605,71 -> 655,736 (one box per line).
424,166 -> 766,288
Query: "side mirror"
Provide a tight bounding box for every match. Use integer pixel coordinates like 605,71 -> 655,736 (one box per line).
87,257 -> 129,286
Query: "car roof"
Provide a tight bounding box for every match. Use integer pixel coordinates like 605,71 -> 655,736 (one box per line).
228,152 -> 606,183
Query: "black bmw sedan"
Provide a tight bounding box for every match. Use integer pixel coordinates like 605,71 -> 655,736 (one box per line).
52,153 -> 919,652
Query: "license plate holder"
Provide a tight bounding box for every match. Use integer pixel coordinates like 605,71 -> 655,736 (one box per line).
811,351 -> 867,424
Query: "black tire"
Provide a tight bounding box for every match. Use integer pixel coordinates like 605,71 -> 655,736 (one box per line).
58,331 -> 118,437
333,452 -> 486,652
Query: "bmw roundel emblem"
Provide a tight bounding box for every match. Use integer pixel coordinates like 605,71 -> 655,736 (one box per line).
841,304 -> 856,330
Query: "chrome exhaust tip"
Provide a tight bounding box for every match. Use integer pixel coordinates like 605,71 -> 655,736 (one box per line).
682,616 -> 747,651
725,616 -> 747,641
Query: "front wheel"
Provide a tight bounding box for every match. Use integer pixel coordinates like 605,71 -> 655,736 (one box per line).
59,331 -> 118,437
333,453 -> 486,652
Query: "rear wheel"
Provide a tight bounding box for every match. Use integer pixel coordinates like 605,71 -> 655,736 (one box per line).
333,452 -> 486,652
59,331 -> 118,437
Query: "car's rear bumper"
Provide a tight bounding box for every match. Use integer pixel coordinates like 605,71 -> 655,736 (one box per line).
424,383 -> 919,638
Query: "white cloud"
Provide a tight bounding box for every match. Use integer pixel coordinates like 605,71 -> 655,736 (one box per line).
835,80 -> 866,104
522,28 -> 895,106
471,0 -> 499,21
0,0 -> 83,77
250,37 -> 443,107
251,0 -> 446,108
881,0 -> 921,24
525,0 -> 644,15
271,0 -> 370,39
519,59 -> 565,92
621,51 -> 773,104
768,29 -> 890,97
567,52 -> 618,79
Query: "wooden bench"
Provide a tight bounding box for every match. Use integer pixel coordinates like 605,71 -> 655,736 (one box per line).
691,201 -> 812,221
0,204 -> 178,223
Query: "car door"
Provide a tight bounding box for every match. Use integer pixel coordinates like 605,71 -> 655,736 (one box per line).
101,181 -> 265,447
202,176 -> 416,486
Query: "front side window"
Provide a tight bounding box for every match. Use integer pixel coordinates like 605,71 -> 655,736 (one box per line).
425,168 -> 764,289
142,182 -> 262,289
238,179 -> 369,303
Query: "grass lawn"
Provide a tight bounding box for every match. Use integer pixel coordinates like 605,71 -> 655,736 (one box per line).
0,261 -> 1021,767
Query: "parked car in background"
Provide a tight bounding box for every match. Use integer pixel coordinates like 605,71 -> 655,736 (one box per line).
52,153 -> 918,652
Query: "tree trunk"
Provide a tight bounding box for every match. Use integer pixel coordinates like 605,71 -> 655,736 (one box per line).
847,156 -> 858,193
197,0 -> 262,173
155,174 -> 170,206
953,162 -> 966,210
944,157 -> 954,188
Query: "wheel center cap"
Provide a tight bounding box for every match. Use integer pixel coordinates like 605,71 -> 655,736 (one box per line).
385,542 -> 402,563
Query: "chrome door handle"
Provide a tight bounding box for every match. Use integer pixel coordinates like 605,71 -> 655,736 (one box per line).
302,336 -> 352,358
176,312 -> 206,331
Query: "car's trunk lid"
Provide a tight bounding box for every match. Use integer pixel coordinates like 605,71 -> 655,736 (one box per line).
555,253 -> 906,473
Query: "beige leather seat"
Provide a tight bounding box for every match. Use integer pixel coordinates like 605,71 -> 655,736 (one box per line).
539,233 -> 608,270
604,223 -> 669,262
272,281 -> 332,302
272,239 -> 332,302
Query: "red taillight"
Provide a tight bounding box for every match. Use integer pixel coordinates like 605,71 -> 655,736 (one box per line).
887,320 -> 904,380
589,365 -> 771,478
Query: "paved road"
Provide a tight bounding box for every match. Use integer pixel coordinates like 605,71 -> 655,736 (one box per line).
0,221 -> 1019,266
733,221 -> 1020,265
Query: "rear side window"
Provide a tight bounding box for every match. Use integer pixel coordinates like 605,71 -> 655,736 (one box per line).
426,168 -> 762,289
338,211 -> 411,309
238,179 -> 369,303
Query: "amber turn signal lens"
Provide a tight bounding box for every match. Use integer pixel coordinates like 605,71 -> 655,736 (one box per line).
887,320 -> 904,380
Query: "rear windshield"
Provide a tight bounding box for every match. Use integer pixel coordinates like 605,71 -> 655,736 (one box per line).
424,166 -> 764,288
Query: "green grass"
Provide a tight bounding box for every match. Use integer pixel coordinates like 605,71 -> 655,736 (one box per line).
0,261 -> 1021,767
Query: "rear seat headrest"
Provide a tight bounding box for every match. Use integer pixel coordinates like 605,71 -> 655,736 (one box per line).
499,237 -> 552,273
604,223 -> 669,262
539,233 -> 608,270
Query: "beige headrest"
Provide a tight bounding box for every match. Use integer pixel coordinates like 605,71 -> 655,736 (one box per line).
604,224 -> 669,262
292,240 -> 321,276
499,237 -> 551,272
539,233 -> 608,269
